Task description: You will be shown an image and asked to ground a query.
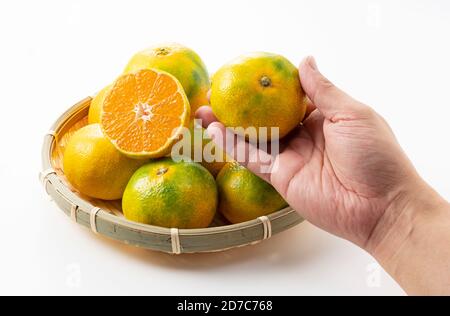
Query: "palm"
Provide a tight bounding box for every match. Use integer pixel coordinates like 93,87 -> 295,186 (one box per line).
197,56 -> 416,248
272,109 -> 410,247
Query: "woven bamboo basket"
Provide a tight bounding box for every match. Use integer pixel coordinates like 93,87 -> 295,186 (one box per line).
40,97 -> 304,254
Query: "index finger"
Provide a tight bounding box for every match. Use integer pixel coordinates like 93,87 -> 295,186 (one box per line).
195,106 -> 218,128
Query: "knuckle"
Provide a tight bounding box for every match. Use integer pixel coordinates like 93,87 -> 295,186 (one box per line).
358,104 -> 377,118
313,78 -> 335,103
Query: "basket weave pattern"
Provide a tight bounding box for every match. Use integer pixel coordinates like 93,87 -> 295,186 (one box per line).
40,97 -> 304,254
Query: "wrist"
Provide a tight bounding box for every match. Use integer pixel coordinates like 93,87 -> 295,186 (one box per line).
365,177 -> 450,294
366,177 -> 447,265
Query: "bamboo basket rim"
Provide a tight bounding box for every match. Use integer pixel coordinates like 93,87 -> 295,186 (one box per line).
40,97 -> 304,254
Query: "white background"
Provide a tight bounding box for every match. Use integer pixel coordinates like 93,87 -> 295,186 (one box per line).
0,0 -> 449,296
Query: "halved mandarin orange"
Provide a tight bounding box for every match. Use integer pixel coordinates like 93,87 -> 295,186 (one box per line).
101,69 -> 190,159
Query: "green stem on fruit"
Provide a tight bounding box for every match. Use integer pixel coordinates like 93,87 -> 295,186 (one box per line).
157,167 -> 169,176
260,76 -> 272,87
156,48 -> 170,56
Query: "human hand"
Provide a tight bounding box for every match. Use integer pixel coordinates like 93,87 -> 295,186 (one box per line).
197,56 -> 450,295
197,57 -> 429,252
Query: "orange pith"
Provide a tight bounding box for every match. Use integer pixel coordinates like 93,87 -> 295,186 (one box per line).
101,69 -> 190,158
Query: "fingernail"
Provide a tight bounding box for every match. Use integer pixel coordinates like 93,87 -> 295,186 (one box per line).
307,56 -> 318,71
206,126 -> 218,141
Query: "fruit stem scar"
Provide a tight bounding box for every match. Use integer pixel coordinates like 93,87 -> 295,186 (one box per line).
156,48 -> 170,56
134,102 -> 154,121
260,76 -> 272,87
157,167 -> 169,176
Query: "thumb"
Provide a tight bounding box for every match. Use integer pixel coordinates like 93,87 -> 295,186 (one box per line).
299,56 -> 369,122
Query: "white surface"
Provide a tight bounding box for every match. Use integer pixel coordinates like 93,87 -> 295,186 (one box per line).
1,0 -> 449,296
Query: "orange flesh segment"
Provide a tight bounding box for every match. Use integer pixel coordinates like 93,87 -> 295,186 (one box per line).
101,69 -> 189,156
